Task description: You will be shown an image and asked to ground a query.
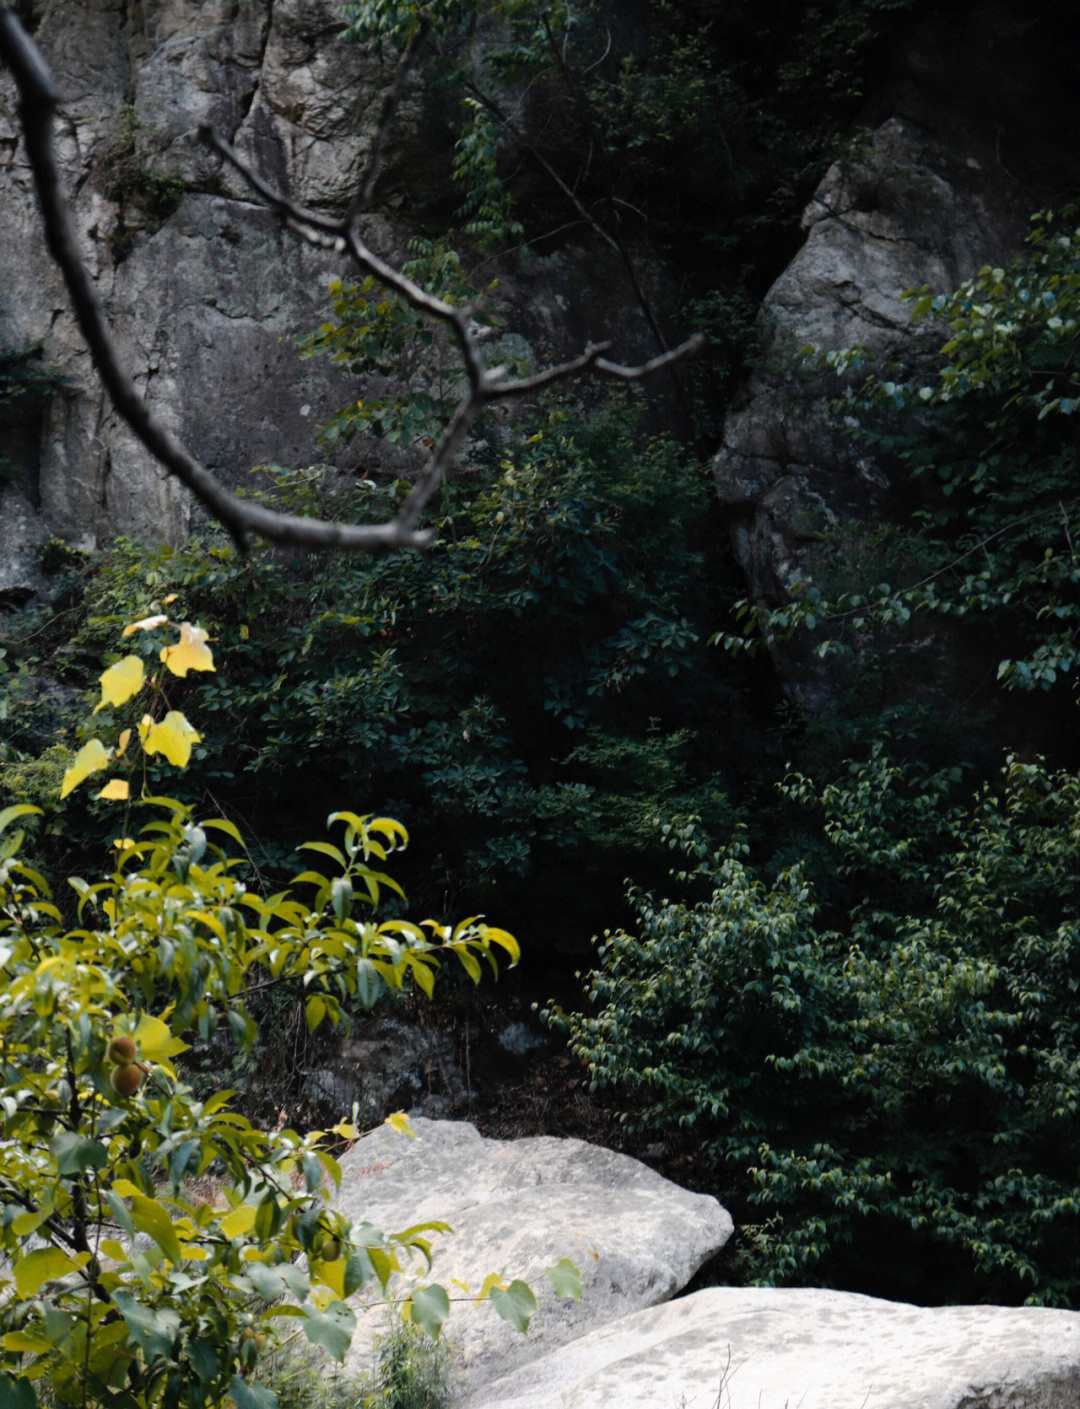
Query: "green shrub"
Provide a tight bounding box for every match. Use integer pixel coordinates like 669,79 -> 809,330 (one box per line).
0,619 -> 580,1409
3,391 -> 746,954
364,1312 -> 458,1409
546,747 -> 1080,1307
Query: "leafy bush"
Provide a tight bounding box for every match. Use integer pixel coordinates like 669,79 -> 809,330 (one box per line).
1,392 -> 746,954
0,621 -> 580,1409
363,1311 -> 458,1409
546,747 -> 1080,1307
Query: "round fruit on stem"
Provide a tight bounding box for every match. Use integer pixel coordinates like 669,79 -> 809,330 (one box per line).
110,1062 -> 144,1098
107,1034 -> 138,1064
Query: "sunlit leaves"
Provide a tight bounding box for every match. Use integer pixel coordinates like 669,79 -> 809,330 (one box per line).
13,1250 -> 90,1298
94,655 -> 144,713
123,613 -> 168,637
139,710 -> 201,768
160,622 -> 214,677
58,614 -> 214,798
1,609 -> 555,1406
59,738 -> 110,798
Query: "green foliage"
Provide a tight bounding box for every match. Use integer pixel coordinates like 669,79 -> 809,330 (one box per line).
249,1343 -> 368,1409
362,1311 -> 458,1409
251,1313 -> 458,1409
341,0 -> 919,437
0,796 -> 517,1409
547,748 -> 1080,1306
728,210 -> 1080,696
0,623 -> 583,1409
0,346 -> 68,486
0,347 -> 67,411
451,99 -> 524,251
297,241 -> 475,449
94,105 -> 186,260
3,389 -> 744,954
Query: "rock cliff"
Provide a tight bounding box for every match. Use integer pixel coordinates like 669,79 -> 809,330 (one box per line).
712,5 -> 1078,707
0,0 -> 645,589
713,117 -> 1031,705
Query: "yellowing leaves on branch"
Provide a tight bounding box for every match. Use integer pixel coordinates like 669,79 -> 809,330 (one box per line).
58,613 -> 215,799
59,738 -> 110,798
160,622 -> 215,677
140,710 -> 201,768
93,654 -> 145,713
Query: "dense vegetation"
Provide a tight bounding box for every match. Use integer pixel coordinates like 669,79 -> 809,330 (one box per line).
2,10 -> 1080,1390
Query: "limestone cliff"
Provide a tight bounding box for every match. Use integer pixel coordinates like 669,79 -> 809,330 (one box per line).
713,119 -> 1030,704
0,0 -> 643,596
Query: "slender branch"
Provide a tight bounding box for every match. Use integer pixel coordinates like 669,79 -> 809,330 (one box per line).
1,3 -> 702,557
461,63 -> 693,423
204,130 -> 702,533
0,6 -> 435,554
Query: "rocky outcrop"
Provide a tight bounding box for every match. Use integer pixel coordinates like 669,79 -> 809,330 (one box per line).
305,1016 -> 472,1124
331,1118 -> 733,1395
0,0 -> 656,595
463,1286 -> 1080,1409
327,1122 -> 1080,1409
713,118 -> 1030,705
0,0 -> 385,553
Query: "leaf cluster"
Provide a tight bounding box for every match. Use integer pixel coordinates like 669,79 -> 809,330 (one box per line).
4,391 -> 746,955
547,748 -> 1080,1306
725,210 -> 1080,700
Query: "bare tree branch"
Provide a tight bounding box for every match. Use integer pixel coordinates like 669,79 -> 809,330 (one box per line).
0,2 -> 701,557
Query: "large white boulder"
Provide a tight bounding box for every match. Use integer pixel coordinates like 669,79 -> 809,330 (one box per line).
461,1286 -> 1080,1409
332,1118 -> 732,1393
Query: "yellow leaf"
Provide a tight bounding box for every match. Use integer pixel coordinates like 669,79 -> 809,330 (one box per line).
385,1112 -> 415,1138
97,779 -> 130,801
134,1013 -> 189,1063
163,593 -> 178,605
60,739 -> 110,798
122,614 -> 168,637
3,1331 -> 54,1353
94,655 -> 145,714
14,1249 -> 90,1297
240,624 -> 250,640
141,711 -> 201,768
219,1205 -> 257,1239
160,623 -> 215,677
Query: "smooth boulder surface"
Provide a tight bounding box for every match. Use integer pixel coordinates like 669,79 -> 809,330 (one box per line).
332,1118 -> 732,1394
462,1286 -> 1080,1409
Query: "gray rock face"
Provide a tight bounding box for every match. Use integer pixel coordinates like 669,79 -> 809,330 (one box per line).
0,0 -> 380,555
306,1016 -> 471,1124
713,118 -> 1029,705
0,0 -> 657,588
332,1118 -> 732,1395
463,1286 -> 1080,1409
